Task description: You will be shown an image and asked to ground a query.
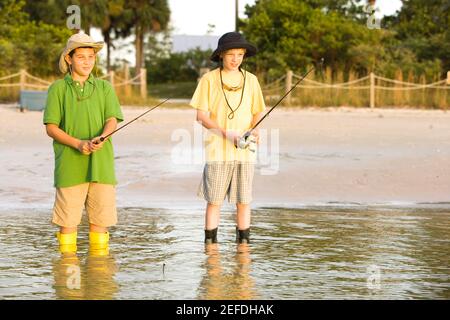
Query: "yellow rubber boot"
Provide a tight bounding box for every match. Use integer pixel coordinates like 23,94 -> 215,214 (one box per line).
89,231 -> 110,256
56,231 -> 77,254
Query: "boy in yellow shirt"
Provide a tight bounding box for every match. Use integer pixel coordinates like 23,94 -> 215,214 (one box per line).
190,32 -> 265,244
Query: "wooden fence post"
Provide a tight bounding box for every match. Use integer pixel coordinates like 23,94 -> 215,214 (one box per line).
285,70 -> 293,106
370,72 -> 375,108
20,69 -> 26,91
140,68 -> 147,99
124,62 -> 131,97
198,68 -> 210,82
109,70 -> 115,87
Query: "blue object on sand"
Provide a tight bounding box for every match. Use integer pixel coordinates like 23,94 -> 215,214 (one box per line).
19,90 -> 48,111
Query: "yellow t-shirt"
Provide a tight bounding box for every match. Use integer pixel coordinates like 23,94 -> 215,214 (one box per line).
190,68 -> 266,162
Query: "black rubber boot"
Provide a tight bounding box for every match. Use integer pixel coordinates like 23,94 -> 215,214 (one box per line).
236,227 -> 250,244
204,227 -> 218,244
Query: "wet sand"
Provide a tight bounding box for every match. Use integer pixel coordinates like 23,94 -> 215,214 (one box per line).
0,104 -> 449,209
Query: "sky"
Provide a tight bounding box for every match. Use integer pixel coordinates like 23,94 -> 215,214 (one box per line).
93,0 -> 403,65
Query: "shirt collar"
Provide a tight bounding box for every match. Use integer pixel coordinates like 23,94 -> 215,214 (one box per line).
64,73 -> 95,85
86,73 -> 95,84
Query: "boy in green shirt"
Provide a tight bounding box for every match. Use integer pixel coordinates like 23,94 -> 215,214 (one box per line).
43,31 -> 123,255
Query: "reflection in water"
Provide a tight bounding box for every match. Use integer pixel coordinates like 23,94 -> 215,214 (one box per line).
52,253 -> 83,300
0,207 -> 449,299
198,244 -> 256,299
52,251 -> 118,300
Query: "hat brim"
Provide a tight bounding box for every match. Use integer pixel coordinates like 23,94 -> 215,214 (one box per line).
210,42 -> 257,62
59,41 -> 104,74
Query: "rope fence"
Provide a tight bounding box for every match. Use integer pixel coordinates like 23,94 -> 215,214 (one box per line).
262,70 -> 450,108
0,66 -> 147,99
1,68 -> 449,108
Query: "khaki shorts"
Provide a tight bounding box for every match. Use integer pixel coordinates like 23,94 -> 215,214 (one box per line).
198,162 -> 255,205
52,183 -> 117,228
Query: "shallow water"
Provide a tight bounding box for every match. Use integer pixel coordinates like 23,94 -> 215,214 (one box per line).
0,207 -> 448,299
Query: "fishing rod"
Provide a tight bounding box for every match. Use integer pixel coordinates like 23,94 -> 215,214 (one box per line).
94,98 -> 170,144
237,58 -> 325,151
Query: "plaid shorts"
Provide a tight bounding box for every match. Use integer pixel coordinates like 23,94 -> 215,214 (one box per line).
198,162 -> 255,205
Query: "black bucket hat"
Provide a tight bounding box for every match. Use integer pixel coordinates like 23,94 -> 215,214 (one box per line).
210,32 -> 257,62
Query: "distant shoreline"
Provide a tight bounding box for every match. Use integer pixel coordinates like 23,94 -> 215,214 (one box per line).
1,201 -> 450,213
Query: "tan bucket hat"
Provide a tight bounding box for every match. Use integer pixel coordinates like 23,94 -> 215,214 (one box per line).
59,31 -> 104,74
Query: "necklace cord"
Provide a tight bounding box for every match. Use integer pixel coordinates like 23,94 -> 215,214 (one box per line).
220,68 -> 246,120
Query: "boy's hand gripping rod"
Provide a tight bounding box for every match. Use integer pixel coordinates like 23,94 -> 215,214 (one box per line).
94,98 -> 170,144
237,58 -> 324,151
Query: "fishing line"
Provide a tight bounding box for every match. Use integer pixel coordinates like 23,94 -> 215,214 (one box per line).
95,98 -> 170,144
237,58 -> 325,150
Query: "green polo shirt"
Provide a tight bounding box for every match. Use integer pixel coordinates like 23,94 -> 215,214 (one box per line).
43,74 -> 123,188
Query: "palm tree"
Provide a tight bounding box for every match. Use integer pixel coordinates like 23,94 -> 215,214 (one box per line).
81,0 -> 127,71
125,0 -> 170,72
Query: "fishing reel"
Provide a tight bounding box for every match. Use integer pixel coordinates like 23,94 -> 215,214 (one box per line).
236,132 -> 257,153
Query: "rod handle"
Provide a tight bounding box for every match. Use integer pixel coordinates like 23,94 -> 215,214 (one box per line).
93,136 -> 105,145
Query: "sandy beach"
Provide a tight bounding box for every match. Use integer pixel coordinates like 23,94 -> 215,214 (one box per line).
0,103 -> 449,209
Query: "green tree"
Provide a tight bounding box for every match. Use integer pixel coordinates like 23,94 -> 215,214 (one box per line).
81,0 -> 127,71
387,0 -> 449,76
22,0 -> 172,75
0,0 -> 70,76
145,34 -> 213,83
302,0 -> 367,19
122,0 -> 171,73
241,0 -> 380,79
23,0 -> 67,26
24,0 -> 129,71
